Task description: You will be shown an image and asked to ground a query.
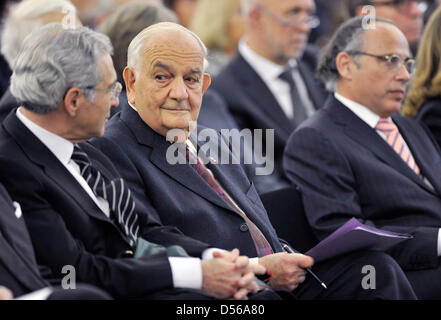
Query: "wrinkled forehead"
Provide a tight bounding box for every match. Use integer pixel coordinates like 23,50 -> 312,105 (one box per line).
141,30 -> 205,70
362,22 -> 410,56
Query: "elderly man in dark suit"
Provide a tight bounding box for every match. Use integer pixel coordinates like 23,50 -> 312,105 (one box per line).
284,16 -> 441,299
211,0 -> 328,191
92,21 -> 417,299
0,23 -> 266,301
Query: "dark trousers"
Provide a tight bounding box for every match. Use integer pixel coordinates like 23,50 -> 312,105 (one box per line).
294,251 -> 417,300
405,259 -> 441,299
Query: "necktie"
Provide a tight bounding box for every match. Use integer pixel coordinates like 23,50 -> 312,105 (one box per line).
186,147 -> 273,257
71,145 -> 139,246
375,118 -> 421,176
278,67 -> 308,126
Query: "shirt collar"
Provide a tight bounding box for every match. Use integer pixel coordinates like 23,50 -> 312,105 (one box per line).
334,92 -> 385,128
16,107 -> 74,166
238,39 -> 298,82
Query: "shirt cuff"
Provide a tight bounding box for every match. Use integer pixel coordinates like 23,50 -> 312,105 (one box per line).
15,287 -> 53,300
168,257 -> 202,289
201,248 -> 227,260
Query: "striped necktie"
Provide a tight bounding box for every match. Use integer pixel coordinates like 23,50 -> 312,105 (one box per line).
186,147 -> 273,257
375,118 -> 421,176
71,145 -> 139,246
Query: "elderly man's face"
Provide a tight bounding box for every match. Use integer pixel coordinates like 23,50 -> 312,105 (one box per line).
126,30 -> 210,139
370,0 -> 424,45
349,23 -> 411,118
254,0 -> 316,65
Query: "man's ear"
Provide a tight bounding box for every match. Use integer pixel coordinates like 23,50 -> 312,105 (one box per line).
202,73 -> 211,94
123,67 -> 136,106
336,51 -> 356,81
355,5 -> 364,16
63,87 -> 82,117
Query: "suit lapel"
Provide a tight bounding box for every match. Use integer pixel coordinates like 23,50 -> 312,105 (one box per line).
233,54 -> 294,138
0,194 -> 47,289
0,235 -> 47,290
328,97 -> 437,194
121,107 -> 235,212
394,116 -> 441,194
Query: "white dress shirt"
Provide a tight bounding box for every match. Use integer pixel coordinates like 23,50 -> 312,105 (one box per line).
15,107 -> 223,290
238,40 -> 315,119
334,93 -> 441,256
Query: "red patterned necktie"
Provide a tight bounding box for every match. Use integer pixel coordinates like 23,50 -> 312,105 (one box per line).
186,147 -> 273,257
375,118 -> 421,176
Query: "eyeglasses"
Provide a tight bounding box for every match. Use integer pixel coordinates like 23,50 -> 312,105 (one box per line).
256,5 -> 320,29
369,0 -> 428,14
83,81 -> 122,99
346,50 -> 416,75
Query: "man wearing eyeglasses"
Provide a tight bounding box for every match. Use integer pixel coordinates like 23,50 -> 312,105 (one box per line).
0,23 -> 268,301
283,16 -> 441,299
211,0 -> 328,193
348,0 -> 427,55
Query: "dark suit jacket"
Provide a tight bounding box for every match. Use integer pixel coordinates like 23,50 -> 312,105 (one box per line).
0,183 -> 48,297
416,98 -> 441,150
90,106 -> 283,258
0,110 -> 210,299
211,48 -> 328,186
0,88 -> 17,123
283,95 -> 441,270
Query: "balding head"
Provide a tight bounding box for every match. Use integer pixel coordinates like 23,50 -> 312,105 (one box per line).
127,22 -> 208,76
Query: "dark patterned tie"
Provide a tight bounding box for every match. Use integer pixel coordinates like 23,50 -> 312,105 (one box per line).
186,147 -> 273,257
279,67 -> 308,126
71,145 -> 139,246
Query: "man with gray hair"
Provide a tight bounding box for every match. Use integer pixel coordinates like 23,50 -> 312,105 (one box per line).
0,0 -> 82,121
92,21 -> 417,300
284,16 -> 441,298
0,23 -> 266,300
211,0 -> 328,192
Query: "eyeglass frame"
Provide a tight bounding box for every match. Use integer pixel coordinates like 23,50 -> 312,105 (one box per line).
256,4 -> 320,29
81,81 -> 122,100
367,0 -> 428,13
346,50 -> 416,75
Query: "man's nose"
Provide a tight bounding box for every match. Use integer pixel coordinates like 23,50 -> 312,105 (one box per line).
396,63 -> 411,82
170,78 -> 189,101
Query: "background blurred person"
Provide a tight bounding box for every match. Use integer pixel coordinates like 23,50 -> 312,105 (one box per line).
0,0 -> 81,121
162,0 -> 198,27
190,0 -> 245,75
403,5 -> 441,148
211,0 -> 328,192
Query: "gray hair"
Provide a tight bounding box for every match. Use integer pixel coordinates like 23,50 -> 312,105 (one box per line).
11,23 -> 113,114
100,1 -> 177,88
317,16 -> 395,91
127,22 -> 208,75
1,0 -> 77,68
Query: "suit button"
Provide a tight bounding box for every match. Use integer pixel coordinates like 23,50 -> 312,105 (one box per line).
240,223 -> 249,232
123,250 -> 134,257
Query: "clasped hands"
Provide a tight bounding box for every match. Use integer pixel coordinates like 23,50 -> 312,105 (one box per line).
201,249 -> 314,299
